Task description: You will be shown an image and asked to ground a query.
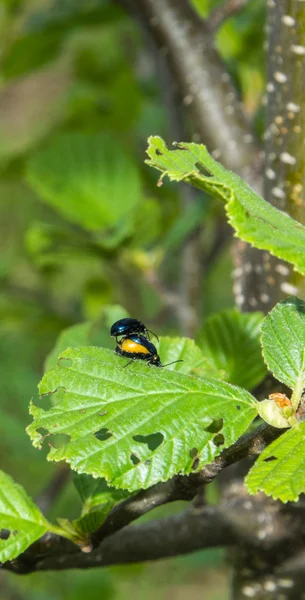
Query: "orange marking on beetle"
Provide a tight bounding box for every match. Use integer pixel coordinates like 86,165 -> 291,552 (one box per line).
120,339 -> 150,354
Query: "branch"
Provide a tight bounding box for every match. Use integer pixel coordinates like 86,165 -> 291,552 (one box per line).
3,505 -> 235,573
4,481 -> 301,574
209,0 -> 251,31
127,0 -> 262,186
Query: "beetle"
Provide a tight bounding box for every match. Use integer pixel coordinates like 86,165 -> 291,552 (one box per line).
110,318 -> 158,342
115,334 -> 182,369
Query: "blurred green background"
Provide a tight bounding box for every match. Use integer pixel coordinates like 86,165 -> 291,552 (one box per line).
0,0 -> 264,597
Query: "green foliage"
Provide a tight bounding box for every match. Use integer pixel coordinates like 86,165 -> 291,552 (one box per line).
26,132 -> 141,231
261,297 -> 305,399
44,304 -> 128,370
197,310 -> 266,389
155,336 -> 216,376
245,422 -> 305,502
0,470 -> 49,563
146,136 -> 305,276
27,346 -> 258,492
245,297 -> 305,501
73,473 -> 129,513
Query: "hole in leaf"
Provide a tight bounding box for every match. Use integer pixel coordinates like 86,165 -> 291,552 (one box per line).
0,529 -> 10,540
212,433 -> 225,447
94,428 -> 112,442
130,453 -> 141,465
190,448 -> 200,470
189,447 -> 198,459
264,455 -> 277,463
155,149 -> 162,156
204,418 -> 223,434
36,427 -> 49,437
145,459 -> 151,466
236,405 -> 241,411
133,432 -> 164,451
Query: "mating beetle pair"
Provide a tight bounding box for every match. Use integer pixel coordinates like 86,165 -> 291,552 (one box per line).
110,318 -> 181,368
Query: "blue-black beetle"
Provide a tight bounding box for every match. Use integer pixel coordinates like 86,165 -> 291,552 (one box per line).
110,318 -> 158,342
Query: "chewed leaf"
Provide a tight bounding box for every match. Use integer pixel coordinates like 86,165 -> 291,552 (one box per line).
27,346 -> 258,492
0,470 -> 49,563
245,421 -> 305,502
146,137 -> 305,276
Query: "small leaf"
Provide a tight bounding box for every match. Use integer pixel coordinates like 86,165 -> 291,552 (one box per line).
245,421 -> 305,502
257,399 -> 291,429
145,137 -> 305,276
73,505 -> 113,535
73,474 -> 129,513
27,346 -> 258,492
26,133 -> 141,231
261,297 -> 305,399
197,310 -> 266,389
0,471 -> 49,563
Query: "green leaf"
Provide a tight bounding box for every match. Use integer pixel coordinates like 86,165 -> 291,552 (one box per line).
155,336 -> 218,376
27,346 -> 258,492
72,507 -> 113,535
0,470 -> 49,563
26,133 -> 141,231
73,474 -> 129,513
245,421 -> 305,502
146,136 -> 305,276
261,298 -> 305,400
197,310 -> 266,389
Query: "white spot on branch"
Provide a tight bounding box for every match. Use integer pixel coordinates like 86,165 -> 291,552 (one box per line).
274,72 -> 288,83
281,15 -> 296,26
275,264 -> 290,276
280,152 -> 297,165
265,168 -> 276,180
286,102 -> 300,112
267,82 -> 275,93
264,581 -> 277,592
272,187 -> 285,199
183,95 -> 193,105
281,282 -> 299,295
291,44 -> 305,55
260,293 -> 270,303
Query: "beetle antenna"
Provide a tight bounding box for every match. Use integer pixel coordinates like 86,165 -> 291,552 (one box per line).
123,359 -> 135,368
161,359 -> 183,368
147,329 -> 159,342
